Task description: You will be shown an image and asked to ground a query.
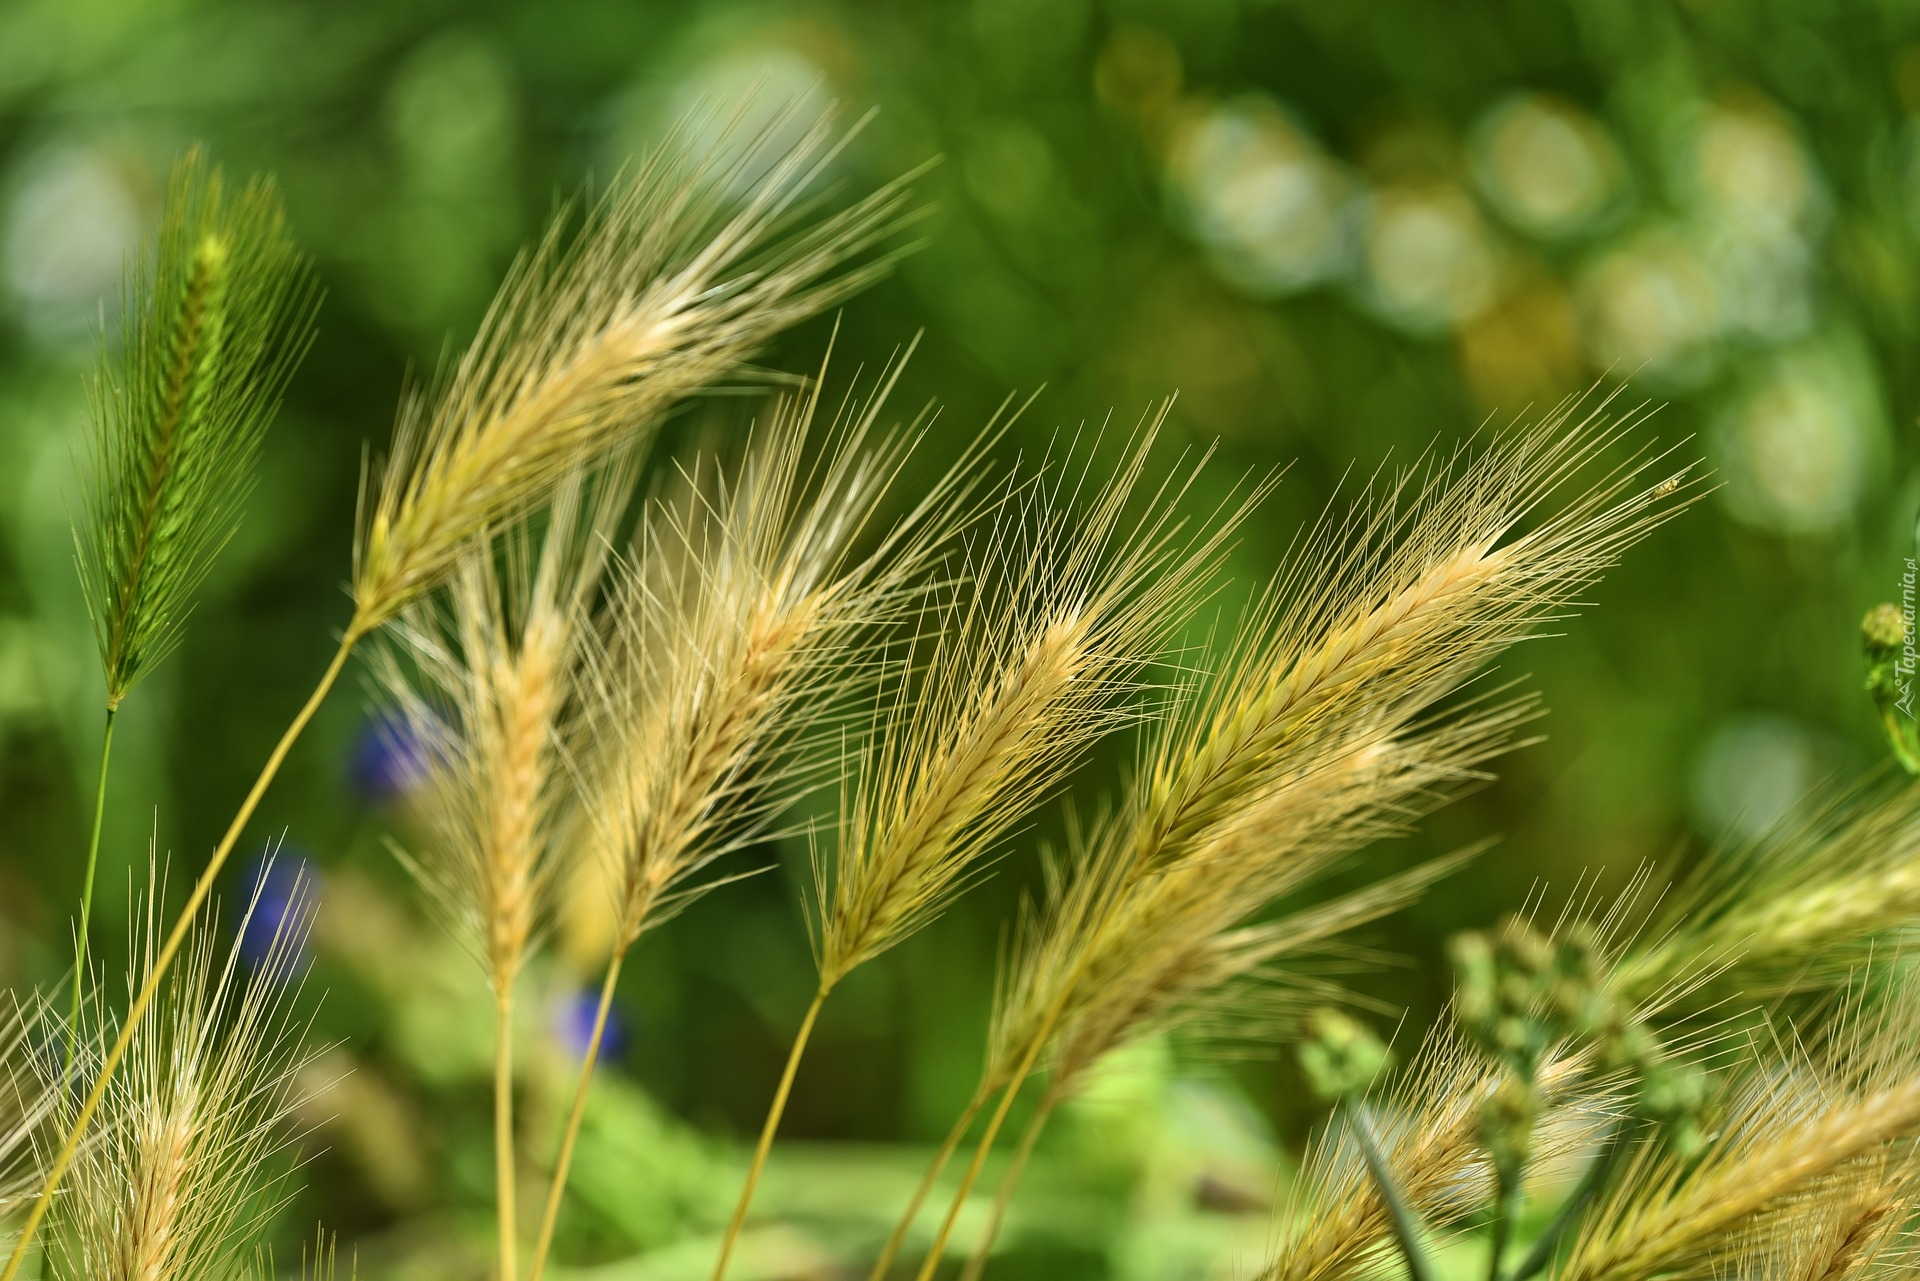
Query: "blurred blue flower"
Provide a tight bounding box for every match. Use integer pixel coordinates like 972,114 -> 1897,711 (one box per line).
236,849 -> 318,981
349,710 -> 434,804
554,987 -> 628,1066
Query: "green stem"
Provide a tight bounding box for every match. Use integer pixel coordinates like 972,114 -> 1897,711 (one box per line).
1509,1120 -> 1626,1281
913,1073 -> 1031,1281
528,948 -> 626,1281
711,986 -> 830,1281
1486,1159 -> 1524,1281
1878,703 -> 1920,775
915,928 -> 1107,1281
497,988 -> 519,1281
0,626 -> 361,1281
64,707 -> 116,1106
1350,1101 -> 1437,1281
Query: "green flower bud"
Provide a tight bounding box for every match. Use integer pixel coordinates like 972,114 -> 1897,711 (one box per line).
1863,602 -> 1907,656
1298,1007 -> 1393,1102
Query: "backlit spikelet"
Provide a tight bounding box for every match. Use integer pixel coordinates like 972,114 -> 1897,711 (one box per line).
1617,782 -> 1920,1007
1735,1149 -> 1919,1281
584,361 -> 954,952
77,147 -> 318,710
0,1001 -> 52,1216
1262,1033 -> 1602,1281
378,461 -> 630,995
816,413 -> 1251,990
1560,1005 -> 1920,1281
352,109 -> 918,632
991,401 -> 1694,1099
50,868 -> 319,1281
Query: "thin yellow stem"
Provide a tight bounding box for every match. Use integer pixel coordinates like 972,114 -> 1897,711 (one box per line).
64,707 -> 116,1108
0,627 -> 361,1281
712,986 -> 829,1281
914,985 -> 1074,1281
528,949 -> 625,1281
496,988 -> 519,1281
958,1093 -> 1054,1281
867,1083 -> 994,1281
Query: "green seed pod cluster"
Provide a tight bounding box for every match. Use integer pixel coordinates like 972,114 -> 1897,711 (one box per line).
1452,919 -> 1709,1163
1862,601 -> 1920,774
1298,1007 -> 1394,1103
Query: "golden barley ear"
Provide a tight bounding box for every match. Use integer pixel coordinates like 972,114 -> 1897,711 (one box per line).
371,454 -> 637,1281
352,106 -> 923,633
537,356 -> 979,1280
992,396 -> 1698,1100
578,351 -> 967,952
44,857 -> 326,1281
1616,779 -> 1920,1008
814,409 -> 1257,989
375,454 -> 634,993
75,146 -> 319,711
1560,994 -> 1920,1281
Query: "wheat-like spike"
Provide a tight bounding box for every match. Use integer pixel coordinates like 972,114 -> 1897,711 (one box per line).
583,355 -> 961,953
989,400 -> 1692,1095
1560,1008 -> 1920,1281
1129,394 -> 1690,880
352,106 -> 920,632
815,408 -> 1256,989
1261,1032 -> 1607,1281
76,147 -> 318,710
534,356 -> 973,1281
0,1000 -> 54,1218
781,411 -> 1258,1281
1738,1152 -> 1917,1281
375,460 -> 630,1281
1617,782 -> 1920,1008
48,861 -> 321,1281
378,457 -> 631,994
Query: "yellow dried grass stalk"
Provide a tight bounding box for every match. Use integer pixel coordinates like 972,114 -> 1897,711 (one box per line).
50,866 -> 319,1281
352,107 -> 918,632
534,356 -> 968,1281
1561,1067 -> 1920,1281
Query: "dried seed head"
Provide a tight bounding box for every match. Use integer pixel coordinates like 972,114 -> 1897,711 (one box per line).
582,358 -> 960,953
52,862 -> 322,1281
817,412 -> 1253,990
378,460 -> 630,993
352,108 -> 919,632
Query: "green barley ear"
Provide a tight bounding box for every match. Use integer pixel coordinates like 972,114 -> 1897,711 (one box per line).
75,146 -> 319,711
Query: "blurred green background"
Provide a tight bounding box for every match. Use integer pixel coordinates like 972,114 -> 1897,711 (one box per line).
0,0 -> 1913,1275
